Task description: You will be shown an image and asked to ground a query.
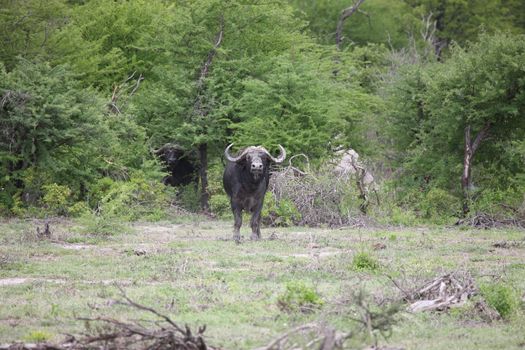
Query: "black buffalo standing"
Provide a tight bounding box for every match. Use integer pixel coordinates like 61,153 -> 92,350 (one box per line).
223,144 -> 286,241
155,144 -> 197,187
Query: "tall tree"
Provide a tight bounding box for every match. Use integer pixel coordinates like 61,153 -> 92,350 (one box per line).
385,32 -> 525,213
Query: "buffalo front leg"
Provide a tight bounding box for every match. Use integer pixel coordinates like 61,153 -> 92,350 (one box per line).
232,203 -> 243,242
250,203 -> 263,240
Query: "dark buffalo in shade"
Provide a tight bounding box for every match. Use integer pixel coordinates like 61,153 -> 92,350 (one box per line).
223,143 -> 286,241
155,144 -> 198,187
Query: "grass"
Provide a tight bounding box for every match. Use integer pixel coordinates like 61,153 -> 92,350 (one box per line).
0,217 -> 524,349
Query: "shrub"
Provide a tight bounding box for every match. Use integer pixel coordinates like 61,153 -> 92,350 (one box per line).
97,175 -> 171,221
471,187 -> 525,219
77,212 -> 130,236
42,183 -> 71,216
88,177 -> 116,209
388,206 -> 419,226
67,201 -> 91,217
480,282 -> 520,320
209,193 -> 231,218
176,184 -> 200,212
352,251 -> 381,272
418,188 -> 461,222
277,281 -> 324,313
262,193 -> 301,227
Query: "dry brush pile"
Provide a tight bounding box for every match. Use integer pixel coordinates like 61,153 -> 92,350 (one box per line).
267,154 -> 376,228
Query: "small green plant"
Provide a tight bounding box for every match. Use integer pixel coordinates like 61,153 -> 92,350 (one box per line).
23,330 -> 53,342
352,251 -> 381,272
77,212 -> 129,236
277,281 -> 324,313
480,282 -> 520,319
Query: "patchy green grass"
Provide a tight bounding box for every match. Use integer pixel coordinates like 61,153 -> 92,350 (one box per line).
0,218 -> 524,349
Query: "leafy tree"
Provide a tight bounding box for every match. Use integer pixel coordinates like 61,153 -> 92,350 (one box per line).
385,32 -> 525,214
231,49 -> 381,160
0,60 -> 148,210
0,0 -> 68,70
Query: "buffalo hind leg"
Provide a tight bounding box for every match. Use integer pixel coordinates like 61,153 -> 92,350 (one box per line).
232,203 -> 243,243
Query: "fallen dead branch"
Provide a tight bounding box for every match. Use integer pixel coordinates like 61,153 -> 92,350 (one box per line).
0,285 -> 217,350
253,323 -> 351,350
492,240 -> 525,249
455,213 -> 525,229
389,271 -> 477,313
388,270 -> 508,322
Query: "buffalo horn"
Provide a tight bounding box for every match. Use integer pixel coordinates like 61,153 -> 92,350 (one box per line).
224,143 -> 248,162
224,143 -> 286,163
263,145 -> 286,163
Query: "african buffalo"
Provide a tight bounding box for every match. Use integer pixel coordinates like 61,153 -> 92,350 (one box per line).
223,143 -> 286,242
155,144 -> 198,187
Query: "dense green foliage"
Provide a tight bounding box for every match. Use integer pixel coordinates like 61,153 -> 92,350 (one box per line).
0,0 -> 524,223
384,32 -> 525,217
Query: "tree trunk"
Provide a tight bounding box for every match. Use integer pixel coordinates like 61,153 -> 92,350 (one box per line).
198,143 -> 210,213
191,17 -> 224,213
461,123 -> 491,216
335,0 -> 366,50
461,125 -> 473,215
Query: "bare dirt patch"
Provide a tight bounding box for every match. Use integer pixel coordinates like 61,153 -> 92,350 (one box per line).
0,278 -> 29,286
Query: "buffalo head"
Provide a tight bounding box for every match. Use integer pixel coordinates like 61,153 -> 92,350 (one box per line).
154,144 -> 198,187
224,144 -> 286,180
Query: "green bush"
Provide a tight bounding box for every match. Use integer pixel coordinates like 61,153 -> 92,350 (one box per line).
97,175 -> 172,221
209,193 -> 231,218
277,281 -> 324,313
87,177 -> 116,209
42,183 -> 71,216
418,188 -> 461,222
67,201 -> 90,217
388,206 -> 419,226
352,251 -> 381,272
77,212 -> 130,236
338,188 -> 364,218
262,193 -> 301,227
471,187 -> 525,218
480,282 -> 520,319
177,184 -> 200,212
